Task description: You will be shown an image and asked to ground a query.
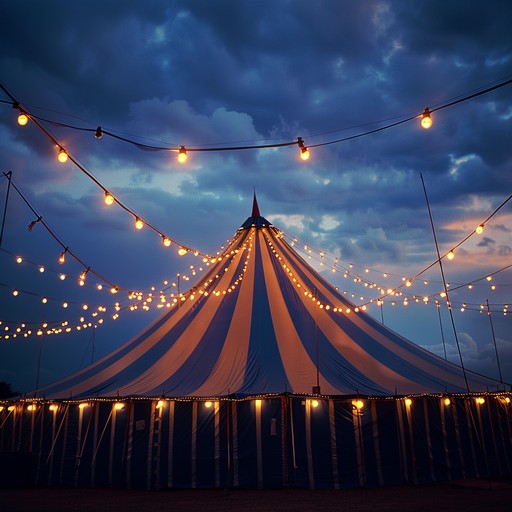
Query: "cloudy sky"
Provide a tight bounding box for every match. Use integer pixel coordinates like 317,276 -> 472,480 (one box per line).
1,0 -> 512,394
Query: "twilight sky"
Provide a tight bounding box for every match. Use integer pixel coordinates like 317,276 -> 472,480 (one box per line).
1,0 -> 512,394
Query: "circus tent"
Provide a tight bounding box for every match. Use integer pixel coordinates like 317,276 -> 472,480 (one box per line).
1,196 -> 511,490
36,195 -> 501,399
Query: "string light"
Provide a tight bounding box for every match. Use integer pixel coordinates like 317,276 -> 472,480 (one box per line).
177,146 -> 187,164
12,102 -> 28,125
58,248 -> 67,264
57,148 -> 68,163
476,224 -> 484,234
17,111 -> 28,126
134,217 -> 144,230
421,107 -> 432,129
162,236 -> 172,247
447,250 -> 455,260
104,192 -> 115,206
95,126 -> 103,139
297,137 -> 310,160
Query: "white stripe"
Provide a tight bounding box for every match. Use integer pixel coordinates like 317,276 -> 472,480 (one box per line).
191,402 -> 197,488
328,400 -> 339,489
214,401 -> 220,488
370,400 -> 384,486
305,399 -> 315,489
167,401 -> 175,488
255,400 -> 263,488
352,405 -> 365,487
439,400 -> 451,480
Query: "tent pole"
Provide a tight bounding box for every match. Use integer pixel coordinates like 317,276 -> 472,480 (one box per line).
486,299 -> 503,384
420,173 -> 469,392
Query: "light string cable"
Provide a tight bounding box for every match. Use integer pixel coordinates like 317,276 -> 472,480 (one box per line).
0,83 -> 216,260
1,172 -> 120,291
277,190 -> 512,311
374,189 -> 512,302
2,76 -> 512,156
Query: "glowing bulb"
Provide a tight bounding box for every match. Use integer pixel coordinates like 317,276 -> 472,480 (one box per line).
104,192 -> 114,206
204,401 -> 213,408
447,250 -> 455,260
178,247 -> 188,256
114,402 -> 125,410
475,397 -> 485,405
162,236 -> 172,247
135,217 -> 144,230
311,399 -> 319,408
405,398 -> 412,407
297,137 -> 310,160
17,112 -> 29,125
58,251 -> 66,264
444,397 -> 451,406
421,107 -> 432,129
352,400 -> 364,410
58,149 -> 68,163
110,286 -> 119,294
476,224 -> 484,234
300,146 -> 310,160
177,146 -> 187,163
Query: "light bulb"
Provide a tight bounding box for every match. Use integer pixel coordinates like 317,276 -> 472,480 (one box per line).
300,146 -> 310,160
447,250 -> 455,260
421,107 -> 432,129
58,149 -> 68,163
95,126 -> 103,139
178,247 -> 188,256
135,217 -> 144,230
104,192 -> 114,206
17,112 -> 29,126
476,224 -> 484,234
162,236 -> 172,247
297,137 -> 310,160
178,146 -> 187,163
58,251 -> 66,264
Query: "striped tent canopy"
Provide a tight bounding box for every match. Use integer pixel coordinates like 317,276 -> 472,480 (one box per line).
39,196 -> 500,399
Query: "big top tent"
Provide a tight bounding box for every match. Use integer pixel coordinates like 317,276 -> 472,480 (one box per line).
1,196 -> 511,491
34,195 -> 504,399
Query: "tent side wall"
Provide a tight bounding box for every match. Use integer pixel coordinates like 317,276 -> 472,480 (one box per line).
1,395 -> 511,489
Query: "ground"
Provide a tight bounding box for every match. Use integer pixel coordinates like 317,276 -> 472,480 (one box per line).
1,479 -> 512,512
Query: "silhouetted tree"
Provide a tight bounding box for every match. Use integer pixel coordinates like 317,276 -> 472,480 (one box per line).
0,381 -> 19,399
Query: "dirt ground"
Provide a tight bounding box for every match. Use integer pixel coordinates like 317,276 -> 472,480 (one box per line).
1,478 -> 512,512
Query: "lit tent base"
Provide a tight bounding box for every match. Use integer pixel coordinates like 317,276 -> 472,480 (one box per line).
1,393 -> 512,489
1,197 -> 511,489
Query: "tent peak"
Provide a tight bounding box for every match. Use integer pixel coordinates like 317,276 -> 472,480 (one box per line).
251,192 -> 261,218
241,193 -> 272,229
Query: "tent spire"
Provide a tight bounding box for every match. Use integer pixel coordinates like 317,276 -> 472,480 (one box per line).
251,190 -> 261,217
241,192 -> 271,229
